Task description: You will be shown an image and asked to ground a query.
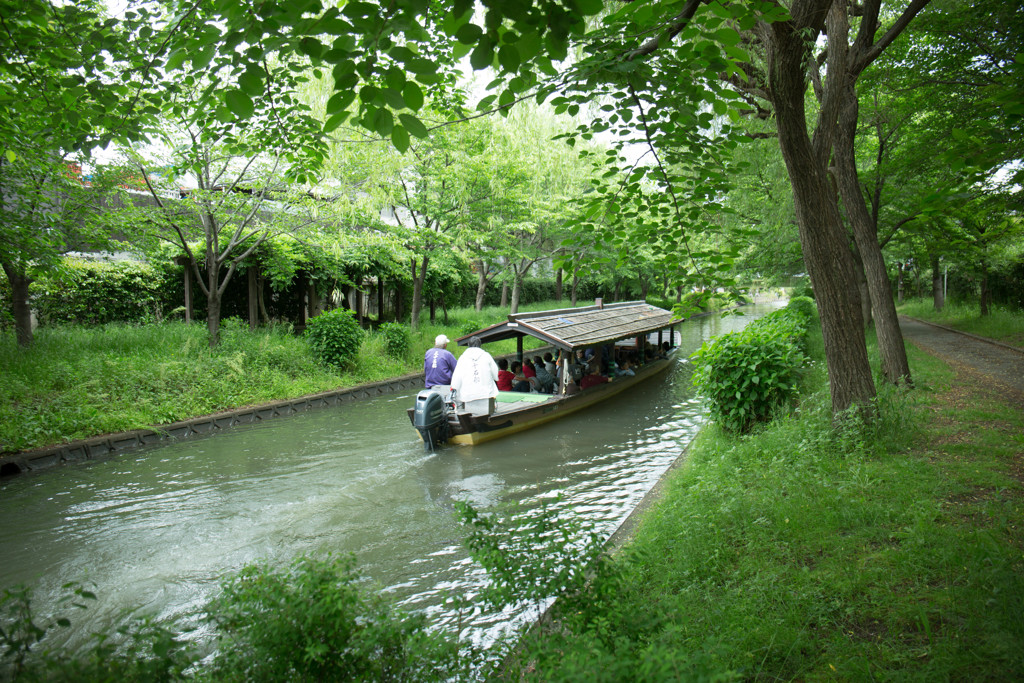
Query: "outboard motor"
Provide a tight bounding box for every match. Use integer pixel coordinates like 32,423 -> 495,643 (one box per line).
412,390 -> 449,451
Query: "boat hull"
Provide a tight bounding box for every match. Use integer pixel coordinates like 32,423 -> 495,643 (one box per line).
409,353 -> 677,446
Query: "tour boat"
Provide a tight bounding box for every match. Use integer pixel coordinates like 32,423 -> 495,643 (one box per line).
408,300 -> 682,448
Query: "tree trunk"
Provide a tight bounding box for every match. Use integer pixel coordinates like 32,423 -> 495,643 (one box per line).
395,281 -> 404,322
897,263 -> 905,304
555,268 -> 563,301
207,266 -> 222,348
475,259 -> 488,311
931,255 -> 944,311
571,272 -> 579,307
2,261 -> 34,347
410,255 -> 428,329
377,277 -> 385,322
979,258 -> 990,316
766,18 -> 876,416
258,272 -> 270,324
510,269 -> 522,314
854,252 -> 872,330
613,278 -> 622,302
500,281 -> 509,308
429,298 -> 436,323
441,293 -> 449,324
355,277 -> 363,325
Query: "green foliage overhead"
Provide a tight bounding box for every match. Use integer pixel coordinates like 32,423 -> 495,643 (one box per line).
304,308 -> 363,370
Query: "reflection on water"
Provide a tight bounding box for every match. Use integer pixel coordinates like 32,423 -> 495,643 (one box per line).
0,303 -> 783,647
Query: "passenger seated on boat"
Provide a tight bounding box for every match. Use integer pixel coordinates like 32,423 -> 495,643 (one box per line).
496,359 -> 515,392
580,365 -> 611,390
533,356 -> 555,393
615,358 -> 635,377
510,361 -> 532,392
543,353 -> 557,376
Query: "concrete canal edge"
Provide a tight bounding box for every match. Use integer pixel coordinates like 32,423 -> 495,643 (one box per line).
0,371 -> 427,478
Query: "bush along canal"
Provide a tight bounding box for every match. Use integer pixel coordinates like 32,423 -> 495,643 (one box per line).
0,303 -> 785,670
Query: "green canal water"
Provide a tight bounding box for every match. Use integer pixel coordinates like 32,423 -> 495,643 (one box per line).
0,302 -> 783,650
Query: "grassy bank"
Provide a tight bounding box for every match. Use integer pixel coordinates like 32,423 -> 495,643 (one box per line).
509,328 -> 1024,680
898,299 -> 1024,348
0,304 -> 554,454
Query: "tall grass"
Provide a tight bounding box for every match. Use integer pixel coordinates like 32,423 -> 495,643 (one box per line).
508,327 -> 1024,680
898,298 -> 1024,346
0,301 -> 577,452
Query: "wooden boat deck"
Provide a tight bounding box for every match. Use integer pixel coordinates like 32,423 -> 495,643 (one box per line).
492,391 -> 554,415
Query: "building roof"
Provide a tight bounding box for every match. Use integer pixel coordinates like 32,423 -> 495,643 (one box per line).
457,301 -> 681,352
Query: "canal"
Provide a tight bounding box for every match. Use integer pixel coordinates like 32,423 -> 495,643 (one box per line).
0,302 -> 783,651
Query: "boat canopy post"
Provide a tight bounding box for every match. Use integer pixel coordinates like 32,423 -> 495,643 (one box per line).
657,329 -> 663,349
516,335 -> 524,365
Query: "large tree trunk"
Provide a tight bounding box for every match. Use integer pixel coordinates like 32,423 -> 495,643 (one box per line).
510,268 -> 522,314
474,259 -> 488,311
897,262 -> 905,304
931,254 -> 944,311
766,15 -> 876,417
854,254 -> 872,330
2,261 -> 34,347
571,272 -> 579,306
205,262 -> 222,348
834,83 -> 910,384
500,281 -> 509,308
410,255 -> 428,329
555,268 -> 563,301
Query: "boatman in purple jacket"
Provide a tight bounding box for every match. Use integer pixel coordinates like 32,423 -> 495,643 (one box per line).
424,334 -> 457,398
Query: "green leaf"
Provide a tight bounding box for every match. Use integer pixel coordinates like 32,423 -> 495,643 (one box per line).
398,113 -> 428,138
455,22 -> 483,44
238,67 -> 264,95
373,108 -> 394,136
359,85 -> 380,103
324,111 -> 349,133
470,37 -> 493,71
402,82 -> 424,111
715,28 -> 741,46
224,89 -> 254,118
326,90 -> 354,115
498,44 -> 520,72
391,125 -> 410,153
4,149 -> 16,164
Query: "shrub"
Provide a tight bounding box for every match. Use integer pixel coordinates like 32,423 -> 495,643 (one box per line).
32,258 -> 173,326
205,555 -> 466,682
691,309 -> 809,433
304,308 -> 362,369
378,321 -> 411,359
785,295 -> 818,325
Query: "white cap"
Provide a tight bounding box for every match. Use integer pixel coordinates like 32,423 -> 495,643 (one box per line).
435,334 -> 450,346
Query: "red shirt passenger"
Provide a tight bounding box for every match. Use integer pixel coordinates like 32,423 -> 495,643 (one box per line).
496,358 -> 514,391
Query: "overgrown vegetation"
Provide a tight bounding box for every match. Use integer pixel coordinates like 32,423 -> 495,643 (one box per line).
504,328 -> 1024,681
303,308 -> 363,370
690,297 -> 816,433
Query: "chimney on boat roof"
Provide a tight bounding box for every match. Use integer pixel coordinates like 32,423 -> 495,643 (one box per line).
595,297 -> 603,309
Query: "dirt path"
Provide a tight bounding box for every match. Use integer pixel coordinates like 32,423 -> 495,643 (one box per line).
899,315 -> 1024,412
